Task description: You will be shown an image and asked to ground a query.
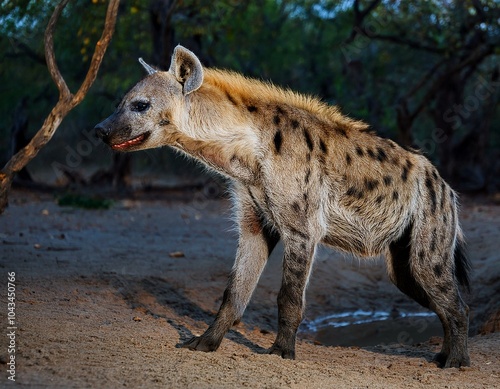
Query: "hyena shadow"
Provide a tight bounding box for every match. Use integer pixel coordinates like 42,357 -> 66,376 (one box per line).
107,274 -> 268,354
366,342 -> 441,366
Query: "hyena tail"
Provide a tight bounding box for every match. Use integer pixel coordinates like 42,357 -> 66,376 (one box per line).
454,237 -> 472,293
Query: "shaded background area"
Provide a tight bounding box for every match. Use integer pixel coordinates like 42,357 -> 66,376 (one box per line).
1,0 -> 499,195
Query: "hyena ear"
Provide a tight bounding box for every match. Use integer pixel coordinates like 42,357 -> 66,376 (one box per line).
138,58 -> 157,75
168,45 -> 204,95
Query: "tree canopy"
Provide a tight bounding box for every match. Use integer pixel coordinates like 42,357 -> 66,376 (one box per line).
1,0 -> 499,192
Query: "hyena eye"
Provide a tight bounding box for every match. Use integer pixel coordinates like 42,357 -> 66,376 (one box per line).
131,100 -> 150,112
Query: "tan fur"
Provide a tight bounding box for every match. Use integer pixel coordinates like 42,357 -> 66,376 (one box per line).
95,45 -> 471,367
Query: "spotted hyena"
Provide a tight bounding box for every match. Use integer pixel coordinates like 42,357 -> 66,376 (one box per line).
95,45 -> 471,367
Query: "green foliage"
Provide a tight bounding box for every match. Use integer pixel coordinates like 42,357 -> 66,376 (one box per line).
57,192 -> 113,209
1,0 -> 499,188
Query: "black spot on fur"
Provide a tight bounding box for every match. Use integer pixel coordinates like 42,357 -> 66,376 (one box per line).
401,166 -> 409,182
365,178 -> 379,191
433,264 -> 443,277
274,131 -> 282,154
291,119 -> 299,129
303,192 -> 308,202
273,115 -> 281,125
247,105 -> 258,112
432,169 -> 438,181
383,175 -> 392,186
401,159 -> 413,182
303,129 -> 314,151
355,146 -> 364,157
376,147 -> 388,162
336,127 -> 348,138
276,106 -> 285,115
292,202 -> 300,212
430,229 -> 437,252
440,182 -> 447,210
375,195 -> 384,204
226,91 -> 237,106
425,171 -> 437,213
320,139 -> 328,154
386,139 -> 397,149
392,191 -> 399,201
346,153 -> 352,165
346,186 -> 363,200
367,148 -> 376,159
291,266 -> 305,280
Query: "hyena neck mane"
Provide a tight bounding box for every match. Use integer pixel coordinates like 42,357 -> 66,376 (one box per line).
194,68 -> 369,136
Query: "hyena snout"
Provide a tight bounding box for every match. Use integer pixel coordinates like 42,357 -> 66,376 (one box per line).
94,115 -> 148,151
94,120 -> 111,140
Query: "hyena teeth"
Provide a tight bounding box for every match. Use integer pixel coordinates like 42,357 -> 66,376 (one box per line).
94,45 -> 471,368
111,132 -> 148,150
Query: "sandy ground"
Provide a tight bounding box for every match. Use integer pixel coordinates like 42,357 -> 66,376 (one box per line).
0,188 -> 499,388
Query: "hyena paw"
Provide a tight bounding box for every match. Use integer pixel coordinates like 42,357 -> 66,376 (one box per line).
178,335 -> 219,352
268,344 -> 295,360
433,352 -> 471,368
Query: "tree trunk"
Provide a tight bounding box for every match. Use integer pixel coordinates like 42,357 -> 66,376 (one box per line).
9,97 -> 33,182
150,0 -> 177,69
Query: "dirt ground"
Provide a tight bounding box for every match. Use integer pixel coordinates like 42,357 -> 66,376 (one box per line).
0,188 -> 499,388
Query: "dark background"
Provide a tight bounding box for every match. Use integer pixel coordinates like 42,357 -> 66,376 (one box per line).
1,0 -> 499,195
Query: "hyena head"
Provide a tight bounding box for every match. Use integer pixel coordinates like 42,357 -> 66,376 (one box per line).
94,45 -> 203,151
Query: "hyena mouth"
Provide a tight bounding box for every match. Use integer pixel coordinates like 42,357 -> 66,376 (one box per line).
111,132 -> 150,151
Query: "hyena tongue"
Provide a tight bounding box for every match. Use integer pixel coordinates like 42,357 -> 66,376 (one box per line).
111,133 -> 147,150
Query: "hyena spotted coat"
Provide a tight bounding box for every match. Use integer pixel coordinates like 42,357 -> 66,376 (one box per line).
95,46 -> 471,368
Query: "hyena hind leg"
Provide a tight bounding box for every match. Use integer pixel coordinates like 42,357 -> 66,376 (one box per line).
386,222 -> 470,368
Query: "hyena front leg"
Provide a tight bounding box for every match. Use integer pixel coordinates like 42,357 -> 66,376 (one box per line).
181,198 -> 279,352
268,231 -> 318,359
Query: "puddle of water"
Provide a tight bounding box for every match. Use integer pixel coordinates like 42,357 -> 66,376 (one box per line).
303,310 -> 442,348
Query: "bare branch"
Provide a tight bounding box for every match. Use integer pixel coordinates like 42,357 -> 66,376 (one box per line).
44,0 -> 71,101
6,37 -> 47,65
360,31 -> 445,54
0,0 -> 121,214
345,0 -> 381,44
409,44 -> 495,122
404,58 -> 448,100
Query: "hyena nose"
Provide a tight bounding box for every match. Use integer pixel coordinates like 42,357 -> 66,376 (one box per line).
94,123 -> 110,139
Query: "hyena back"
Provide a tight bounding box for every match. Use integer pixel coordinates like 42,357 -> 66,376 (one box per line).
95,45 -> 471,368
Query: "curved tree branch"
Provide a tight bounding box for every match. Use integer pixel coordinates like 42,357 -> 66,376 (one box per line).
73,0 -> 120,105
44,0 -> 72,101
0,0 -> 121,214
